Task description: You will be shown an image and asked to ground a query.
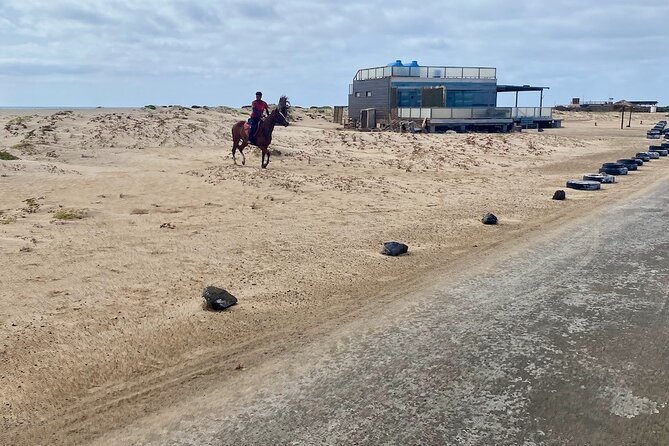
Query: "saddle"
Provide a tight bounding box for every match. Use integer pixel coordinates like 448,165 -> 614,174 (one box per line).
244,119 -> 263,141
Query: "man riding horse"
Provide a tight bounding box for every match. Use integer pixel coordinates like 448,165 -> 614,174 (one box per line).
248,91 -> 270,145
231,95 -> 290,168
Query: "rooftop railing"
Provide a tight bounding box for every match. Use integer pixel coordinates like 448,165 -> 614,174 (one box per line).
397,107 -> 552,120
354,66 -> 497,81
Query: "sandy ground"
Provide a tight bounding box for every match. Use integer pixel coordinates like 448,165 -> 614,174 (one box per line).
1,106 -> 668,444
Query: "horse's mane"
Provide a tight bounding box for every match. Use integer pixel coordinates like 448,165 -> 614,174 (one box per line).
277,95 -> 290,116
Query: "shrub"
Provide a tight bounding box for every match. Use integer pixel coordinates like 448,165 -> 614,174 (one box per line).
0,150 -> 19,160
53,208 -> 87,220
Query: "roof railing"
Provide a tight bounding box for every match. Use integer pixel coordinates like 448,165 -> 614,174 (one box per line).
354,66 -> 497,81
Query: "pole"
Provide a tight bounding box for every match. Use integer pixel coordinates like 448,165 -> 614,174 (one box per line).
620,107 -> 625,130
627,108 -> 632,127
515,91 -> 518,107
539,89 -> 543,109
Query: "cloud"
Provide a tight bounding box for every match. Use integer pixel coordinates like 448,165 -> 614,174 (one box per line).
0,0 -> 666,106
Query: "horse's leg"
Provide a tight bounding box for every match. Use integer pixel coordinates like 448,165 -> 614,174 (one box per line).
261,147 -> 268,168
232,136 -> 238,164
239,141 -> 247,166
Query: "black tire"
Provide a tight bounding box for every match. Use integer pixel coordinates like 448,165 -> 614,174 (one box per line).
599,166 -> 628,175
617,159 -> 638,170
566,180 -> 601,191
602,162 -> 625,169
583,173 -> 615,183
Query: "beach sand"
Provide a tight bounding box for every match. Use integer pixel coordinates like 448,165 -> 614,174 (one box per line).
1,106 -> 667,444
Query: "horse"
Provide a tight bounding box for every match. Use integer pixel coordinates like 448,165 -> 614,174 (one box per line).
231,96 -> 290,169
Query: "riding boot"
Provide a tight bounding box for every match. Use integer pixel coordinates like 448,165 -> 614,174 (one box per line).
248,119 -> 257,145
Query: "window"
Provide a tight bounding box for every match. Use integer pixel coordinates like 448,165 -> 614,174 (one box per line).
366,91 -> 372,97
355,92 -> 361,97
396,88 -> 421,107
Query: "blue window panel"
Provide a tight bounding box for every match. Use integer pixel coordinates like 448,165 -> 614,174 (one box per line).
397,88 -> 421,107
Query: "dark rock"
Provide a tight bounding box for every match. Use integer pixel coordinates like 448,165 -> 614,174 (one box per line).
382,241 -> 408,256
202,286 -> 237,311
552,190 -> 566,200
481,213 -> 498,225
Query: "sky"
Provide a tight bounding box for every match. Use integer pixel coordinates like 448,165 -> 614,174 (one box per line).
0,0 -> 667,108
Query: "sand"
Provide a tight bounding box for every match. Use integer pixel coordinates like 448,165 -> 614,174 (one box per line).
1,106 -> 668,444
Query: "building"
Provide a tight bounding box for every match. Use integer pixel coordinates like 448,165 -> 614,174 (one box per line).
562,99 -> 658,113
348,60 -> 554,132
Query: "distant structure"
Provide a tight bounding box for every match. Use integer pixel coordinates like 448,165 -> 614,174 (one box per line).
348,59 -> 555,132
563,98 -> 658,113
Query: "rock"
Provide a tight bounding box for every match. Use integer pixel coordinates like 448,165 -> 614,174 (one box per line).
552,190 -> 566,200
481,213 -> 498,225
202,286 -> 237,311
382,241 -> 408,256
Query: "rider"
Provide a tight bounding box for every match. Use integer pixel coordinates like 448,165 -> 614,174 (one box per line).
248,91 -> 270,145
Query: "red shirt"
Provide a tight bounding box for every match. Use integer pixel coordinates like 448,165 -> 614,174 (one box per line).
251,99 -> 269,119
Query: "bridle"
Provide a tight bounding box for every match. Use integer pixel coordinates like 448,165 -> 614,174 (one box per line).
278,109 -> 289,125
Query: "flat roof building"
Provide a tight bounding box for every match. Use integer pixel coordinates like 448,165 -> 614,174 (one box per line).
348,60 -> 554,132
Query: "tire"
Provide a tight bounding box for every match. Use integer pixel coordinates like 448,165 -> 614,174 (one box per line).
602,162 -> 625,169
566,180 -> 601,191
617,159 -> 638,170
583,173 -> 615,183
599,166 -> 628,175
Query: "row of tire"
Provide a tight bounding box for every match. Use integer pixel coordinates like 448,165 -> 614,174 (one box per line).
646,120 -> 667,139
566,144 -> 668,191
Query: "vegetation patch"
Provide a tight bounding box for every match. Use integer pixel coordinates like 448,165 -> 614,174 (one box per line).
0,215 -> 17,225
22,198 -> 40,213
53,208 -> 87,220
0,150 -> 19,160
4,116 -> 29,131
12,141 -> 37,155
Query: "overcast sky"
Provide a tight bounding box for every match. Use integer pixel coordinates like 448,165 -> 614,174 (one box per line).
0,0 -> 666,107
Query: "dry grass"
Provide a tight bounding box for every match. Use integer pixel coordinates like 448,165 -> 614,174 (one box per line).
53,208 -> 87,220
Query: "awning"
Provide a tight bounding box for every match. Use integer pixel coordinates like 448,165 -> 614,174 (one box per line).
497,85 -> 549,93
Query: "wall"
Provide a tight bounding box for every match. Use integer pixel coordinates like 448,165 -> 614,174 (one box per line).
348,77 -> 391,123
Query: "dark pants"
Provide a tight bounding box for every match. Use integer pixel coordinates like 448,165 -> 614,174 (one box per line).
248,117 -> 260,144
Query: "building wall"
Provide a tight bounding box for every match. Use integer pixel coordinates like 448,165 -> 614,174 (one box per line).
348,77 -> 392,123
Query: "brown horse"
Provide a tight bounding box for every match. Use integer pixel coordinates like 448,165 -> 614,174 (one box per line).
231,96 -> 290,168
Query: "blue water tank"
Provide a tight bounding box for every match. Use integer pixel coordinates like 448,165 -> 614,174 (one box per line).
407,60 -> 419,67
387,59 -> 403,67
